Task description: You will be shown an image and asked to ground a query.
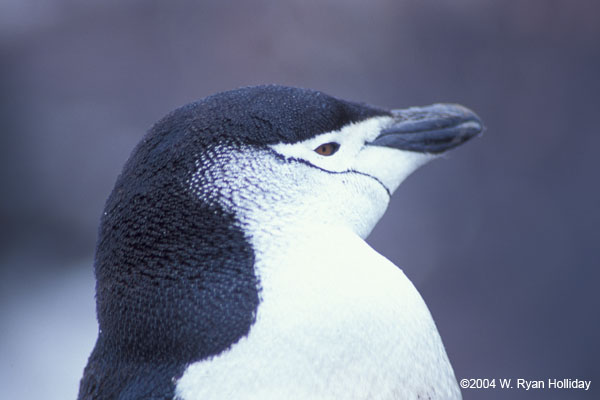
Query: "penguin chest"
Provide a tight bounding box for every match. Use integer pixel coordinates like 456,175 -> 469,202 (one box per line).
176,228 -> 461,399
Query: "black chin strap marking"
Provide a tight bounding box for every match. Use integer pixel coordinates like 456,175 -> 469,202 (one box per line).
346,170 -> 392,198
266,148 -> 392,198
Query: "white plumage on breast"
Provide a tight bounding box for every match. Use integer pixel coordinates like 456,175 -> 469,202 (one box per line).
177,225 -> 461,400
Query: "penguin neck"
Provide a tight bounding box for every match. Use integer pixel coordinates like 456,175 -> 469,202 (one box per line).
251,222 -> 374,292
93,184 -> 260,365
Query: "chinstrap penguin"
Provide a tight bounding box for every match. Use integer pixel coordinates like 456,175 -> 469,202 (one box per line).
78,85 -> 483,400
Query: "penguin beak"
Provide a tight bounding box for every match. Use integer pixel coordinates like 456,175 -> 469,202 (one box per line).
369,104 -> 484,154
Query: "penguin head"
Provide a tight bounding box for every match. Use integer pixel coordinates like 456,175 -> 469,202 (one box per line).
176,85 -> 483,238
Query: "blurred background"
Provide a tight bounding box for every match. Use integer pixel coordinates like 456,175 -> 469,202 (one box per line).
1,1 -> 598,399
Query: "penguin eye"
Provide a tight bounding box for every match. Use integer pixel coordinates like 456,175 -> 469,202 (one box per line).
314,142 -> 340,156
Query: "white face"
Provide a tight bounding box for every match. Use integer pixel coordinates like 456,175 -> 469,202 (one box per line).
263,116 -> 435,237
190,116 -> 435,240
270,116 -> 434,196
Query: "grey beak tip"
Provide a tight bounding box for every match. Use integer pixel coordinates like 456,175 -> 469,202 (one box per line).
372,103 -> 484,154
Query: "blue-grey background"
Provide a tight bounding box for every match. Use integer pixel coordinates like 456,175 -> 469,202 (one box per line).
1,1 -> 598,399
